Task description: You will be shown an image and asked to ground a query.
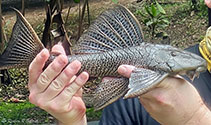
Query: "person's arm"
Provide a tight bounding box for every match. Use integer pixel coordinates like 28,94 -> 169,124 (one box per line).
205,0 -> 211,8
118,65 -> 211,125
28,44 -> 89,125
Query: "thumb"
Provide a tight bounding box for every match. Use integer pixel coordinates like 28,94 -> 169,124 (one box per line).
118,65 -> 135,78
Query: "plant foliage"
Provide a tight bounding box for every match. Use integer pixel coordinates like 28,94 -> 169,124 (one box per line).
0,102 -> 53,124
190,0 -> 208,17
137,1 -> 169,38
112,0 -> 118,4
74,0 -> 80,3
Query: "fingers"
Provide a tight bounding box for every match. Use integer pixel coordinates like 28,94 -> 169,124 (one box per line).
30,72 -> 89,113
139,76 -> 188,103
28,43 -> 89,122
51,72 -> 89,110
28,49 -> 49,88
41,60 -> 82,101
29,59 -> 85,106
35,54 -> 68,93
28,43 -> 65,89
118,65 -> 135,78
51,43 -> 66,55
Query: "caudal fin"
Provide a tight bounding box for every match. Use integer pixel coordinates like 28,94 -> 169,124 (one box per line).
0,8 -> 44,70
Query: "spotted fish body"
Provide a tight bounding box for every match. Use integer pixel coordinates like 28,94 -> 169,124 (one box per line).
70,43 -> 204,77
0,6 -> 207,110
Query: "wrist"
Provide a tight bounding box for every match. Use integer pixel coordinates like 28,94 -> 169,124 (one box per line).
185,104 -> 211,125
58,115 -> 87,125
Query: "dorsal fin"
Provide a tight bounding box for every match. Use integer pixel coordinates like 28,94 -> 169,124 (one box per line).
73,5 -> 144,54
0,8 -> 44,70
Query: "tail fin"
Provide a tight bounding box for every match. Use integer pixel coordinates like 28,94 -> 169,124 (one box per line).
0,8 -> 44,70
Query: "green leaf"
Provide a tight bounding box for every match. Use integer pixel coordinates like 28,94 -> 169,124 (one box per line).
145,6 -> 153,18
158,15 -> 167,20
146,21 -> 153,26
151,4 -> 158,17
143,19 -> 150,24
112,0 -> 118,4
156,1 -> 166,14
162,19 -> 170,24
136,10 -> 147,18
74,0 -> 80,3
157,23 -> 168,28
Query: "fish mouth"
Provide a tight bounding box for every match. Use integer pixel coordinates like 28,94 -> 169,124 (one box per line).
182,66 -> 207,81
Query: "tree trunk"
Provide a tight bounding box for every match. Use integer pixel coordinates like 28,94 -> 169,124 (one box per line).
0,0 -> 4,84
87,0 -> 90,25
0,0 -> 4,53
77,0 -> 88,40
41,5 -> 52,48
65,5 -> 72,27
22,0 -> 25,16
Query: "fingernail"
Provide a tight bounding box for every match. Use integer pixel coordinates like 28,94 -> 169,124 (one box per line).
80,72 -> 88,80
77,72 -> 88,85
119,66 -> 126,74
70,60 -> 81,70
40,49 -> 49,58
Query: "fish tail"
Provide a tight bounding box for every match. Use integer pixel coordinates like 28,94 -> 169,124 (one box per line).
0,8 -> 44,70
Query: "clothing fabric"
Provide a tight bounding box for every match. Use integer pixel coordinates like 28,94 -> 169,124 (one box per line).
199,33 -> 211,72
99,44 -> 211,125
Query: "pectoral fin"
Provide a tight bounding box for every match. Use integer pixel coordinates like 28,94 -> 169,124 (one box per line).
124,68 -> 168,99
83,77 -> 129,110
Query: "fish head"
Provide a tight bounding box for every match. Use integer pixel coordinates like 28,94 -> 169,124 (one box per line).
154,46 -> 207,80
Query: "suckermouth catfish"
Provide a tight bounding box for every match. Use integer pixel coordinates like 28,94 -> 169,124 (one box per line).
0,5 -> 207,110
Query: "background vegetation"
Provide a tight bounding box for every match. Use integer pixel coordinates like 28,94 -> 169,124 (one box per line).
0,0 -> 209,124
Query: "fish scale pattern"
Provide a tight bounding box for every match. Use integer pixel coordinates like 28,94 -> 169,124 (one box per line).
69,45 -> 153,78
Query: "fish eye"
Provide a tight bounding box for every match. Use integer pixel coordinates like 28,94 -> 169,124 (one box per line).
171,51 -> 177,57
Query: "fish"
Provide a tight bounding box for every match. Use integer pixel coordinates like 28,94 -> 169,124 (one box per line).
0,5 -> 207,110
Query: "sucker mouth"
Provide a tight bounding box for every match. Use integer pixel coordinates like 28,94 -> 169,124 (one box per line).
195,66 -> 207,73
186,70 -> 196,81
186,66 -> 207,81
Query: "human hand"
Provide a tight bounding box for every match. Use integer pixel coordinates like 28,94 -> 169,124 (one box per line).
205,0 -> 211,8
28,44 -> 89,125
118,65 -> 211,125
